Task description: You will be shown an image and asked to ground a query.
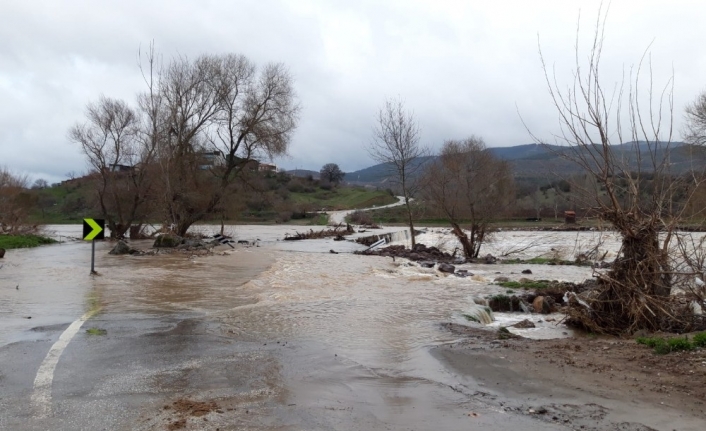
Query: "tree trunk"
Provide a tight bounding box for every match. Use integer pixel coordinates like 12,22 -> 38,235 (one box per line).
612,226 -> 671,297
450,222 -> 473,259
405,197 -> 416,248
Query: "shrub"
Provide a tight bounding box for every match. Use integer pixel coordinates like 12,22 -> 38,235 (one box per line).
693,332 -> 706,348
348,210 -> 374,225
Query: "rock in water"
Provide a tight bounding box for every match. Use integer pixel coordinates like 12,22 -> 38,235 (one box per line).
521,269 -> 532,274
109,241 -> 133,255
153,234 -> 183,248
511,319 -> 536,328
178,238 -> 206,249
0,248 -> 5,258
437,263 -> 456,274
532,296 -> 551,314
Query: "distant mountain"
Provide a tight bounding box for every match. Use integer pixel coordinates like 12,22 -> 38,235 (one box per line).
346,156 -> 436,184
343,141 -> 696,186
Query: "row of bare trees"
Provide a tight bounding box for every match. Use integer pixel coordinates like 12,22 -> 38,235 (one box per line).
71,47 -> 299,237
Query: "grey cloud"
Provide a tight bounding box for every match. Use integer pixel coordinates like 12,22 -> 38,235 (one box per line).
1,0 -> 703,182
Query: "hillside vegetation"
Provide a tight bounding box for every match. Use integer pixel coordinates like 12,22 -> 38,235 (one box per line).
24,172 -> 395,225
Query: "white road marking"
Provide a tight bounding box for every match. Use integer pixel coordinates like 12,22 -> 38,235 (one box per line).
31,311 -> 96,417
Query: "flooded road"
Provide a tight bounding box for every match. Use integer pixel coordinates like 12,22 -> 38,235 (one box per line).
1,225 -> 690,430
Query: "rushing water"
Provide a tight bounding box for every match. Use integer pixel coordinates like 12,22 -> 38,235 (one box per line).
0,225 -> 610,349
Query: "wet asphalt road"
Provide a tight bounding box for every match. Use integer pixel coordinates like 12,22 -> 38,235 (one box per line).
0,311 -> 566,431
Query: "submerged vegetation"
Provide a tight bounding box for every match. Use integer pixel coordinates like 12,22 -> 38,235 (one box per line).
497,280 -> 552,290
85,328 -> 107,336
0,234 -> 57,249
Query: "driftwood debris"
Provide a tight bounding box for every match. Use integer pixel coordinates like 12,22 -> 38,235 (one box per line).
283,224 -> 354,241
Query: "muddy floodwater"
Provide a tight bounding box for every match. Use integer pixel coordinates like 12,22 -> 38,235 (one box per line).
1,224 -> 702,430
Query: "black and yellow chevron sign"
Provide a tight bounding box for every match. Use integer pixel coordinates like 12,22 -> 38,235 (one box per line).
82,218 -> 105,241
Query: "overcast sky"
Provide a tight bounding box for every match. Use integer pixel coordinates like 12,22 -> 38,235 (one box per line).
1,0 -> 705,184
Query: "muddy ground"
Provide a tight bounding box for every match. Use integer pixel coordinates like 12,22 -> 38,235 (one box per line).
436,323 -> 706,431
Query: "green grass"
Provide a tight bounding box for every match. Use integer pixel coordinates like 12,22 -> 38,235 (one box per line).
636,333 -> 706,354
289,187 -> 396,210
0,234 -> 57,249
462,314 -> 480,323
497,280 -> 552,290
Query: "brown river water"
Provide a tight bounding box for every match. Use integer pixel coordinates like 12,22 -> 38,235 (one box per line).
1,224 -> 632,429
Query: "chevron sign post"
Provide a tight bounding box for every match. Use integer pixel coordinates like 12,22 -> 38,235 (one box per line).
83,218 -> 105,274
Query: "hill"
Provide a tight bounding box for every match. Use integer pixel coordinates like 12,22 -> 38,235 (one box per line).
345,141 -> 696,186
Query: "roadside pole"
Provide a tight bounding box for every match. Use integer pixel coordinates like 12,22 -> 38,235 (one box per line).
91,239 -> 96,274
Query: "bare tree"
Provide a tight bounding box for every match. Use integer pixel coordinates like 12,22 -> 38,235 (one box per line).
70,96 -> 155,238
32,179 -> 48,189
684,91 -> 706,146
155,54 -> 299,235
320,163 -> 345,184
421,137 -> 514,259
533,11 -> 706,334
369,97 -> 427,247
0,167 -> 34,234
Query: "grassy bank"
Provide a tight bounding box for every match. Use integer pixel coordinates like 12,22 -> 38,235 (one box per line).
0,234 -> 58,249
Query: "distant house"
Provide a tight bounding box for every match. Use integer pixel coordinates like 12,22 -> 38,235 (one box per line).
196,151 -> 222,170
109,164 -> 135,173
258,163 -> 277,172
226,155 -> 260,171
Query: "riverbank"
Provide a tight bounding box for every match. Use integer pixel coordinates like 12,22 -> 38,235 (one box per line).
434,323 -> 706,430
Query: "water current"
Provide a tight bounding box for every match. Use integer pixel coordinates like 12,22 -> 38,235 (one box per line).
0,224 -> 640,429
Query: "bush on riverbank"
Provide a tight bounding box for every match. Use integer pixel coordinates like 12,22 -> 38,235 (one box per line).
0,234 -> 57,249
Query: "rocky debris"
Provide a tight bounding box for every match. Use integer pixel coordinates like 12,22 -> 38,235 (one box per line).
109,240 -> 137,255
177,239 -> 208,249
329,249 -> 339,254
488,294 -> 526,312
333,235 -> 346,241
419,261 -> 435,268
455,269 -> 473,278
522,269 -> 532,274
511,319 -> 536,328
494,276 -> 510,283
438,263 -> 455,273
154,234 -> 183,248
482,254 -> 498,264
285,224 -> 354,241
0,248 -> 5,258
486,280 -> 593,314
